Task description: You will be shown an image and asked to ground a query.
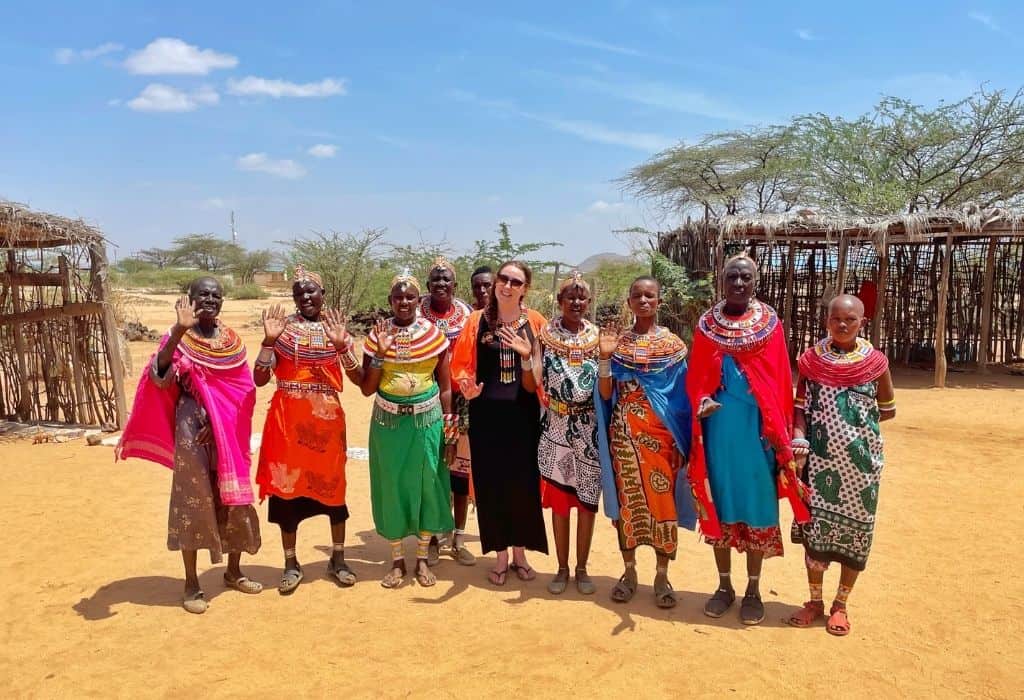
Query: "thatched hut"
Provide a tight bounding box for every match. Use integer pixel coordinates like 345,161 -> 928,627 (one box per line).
657,204 -> 1024,386
0,201 -> 126,426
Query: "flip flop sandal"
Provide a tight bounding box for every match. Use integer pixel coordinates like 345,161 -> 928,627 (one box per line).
610,573 -> 637,603
827,605 -> 851,636
415,560 -> 437,587
381,562 -> 407,589
224,575 -> 263,594
547,568 -> 570,595
182,590 -> 208,614
703,588 -> 736,618
509,563 -> 536,581
329,560 -> 357,587
575,567 -> 596,596
788,600 -> 825,627
740,593 -> 766,625
451,544 -> 477,566
278,568 -> 304,595
654,579 -> 678,609
487,567 -> 508,586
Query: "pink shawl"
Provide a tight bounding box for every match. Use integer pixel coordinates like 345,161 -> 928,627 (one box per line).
116,332 -> 256,506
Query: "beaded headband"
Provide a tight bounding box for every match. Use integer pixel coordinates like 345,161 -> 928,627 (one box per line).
391,268 -> 421,292
429,255 -> 456,278
558,269 -> 590,295
294,264 -> 324,289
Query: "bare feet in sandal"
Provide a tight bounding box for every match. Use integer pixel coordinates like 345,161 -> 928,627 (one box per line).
788,600 -> 825,627
381,560 -> 406,589
278,567 -> 303,595
224,572 -> 263,594
329,553 -> 357,587
547,568 -> 570,595
182,588 -> 207,614
827,604 -> 851,636
487,567 -> 508,586
415,559 -> 436,587
610,566 -> 637,603
654,569 -> 677,609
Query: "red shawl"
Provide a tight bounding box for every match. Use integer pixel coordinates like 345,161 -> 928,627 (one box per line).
686,318 -> 810,525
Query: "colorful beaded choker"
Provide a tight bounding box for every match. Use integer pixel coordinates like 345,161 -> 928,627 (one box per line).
612,326 -> 687,373
178,323 -> 247,369
419,296 -> 471,342
698,299 -> 778,353
798,336 -> 889,387
274,315 -> 338,366
539,317 -> 599,367
364,317 -> 448,364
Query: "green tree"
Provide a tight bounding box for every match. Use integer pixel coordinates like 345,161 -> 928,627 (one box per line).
171,233 -> 241,271
231,249 -> 273,285
136,247 -> 177,269
467,222 -> 564,272
279,228 -> 388,312
650,252 -> 712,343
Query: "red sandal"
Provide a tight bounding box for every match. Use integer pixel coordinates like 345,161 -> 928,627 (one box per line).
827,604 -> 851,636
788,600 -> 825,627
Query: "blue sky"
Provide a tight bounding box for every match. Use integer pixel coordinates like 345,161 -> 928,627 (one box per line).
1,1 -> 1021,264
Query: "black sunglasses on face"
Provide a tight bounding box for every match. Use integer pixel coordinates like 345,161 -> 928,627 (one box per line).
497,273 -> 525,288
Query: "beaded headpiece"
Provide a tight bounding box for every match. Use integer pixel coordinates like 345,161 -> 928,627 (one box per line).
390,267 -> 421,292
294,264 -> 324,289
557,269 -> 590,296
429,255 -> 456,279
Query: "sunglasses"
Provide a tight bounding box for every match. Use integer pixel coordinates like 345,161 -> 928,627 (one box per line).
497,272 -> 526,289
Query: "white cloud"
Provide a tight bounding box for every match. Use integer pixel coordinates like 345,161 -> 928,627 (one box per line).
449,88 -> 674,152
795,29 -> 819,41
54,42 -> 123,64
124,37 -> 238,75
226,76 -> 346,98
307,144 -> 338,158
236,153 -> 307,179
968,11 -> 1001,32
126,83 -> 219,112
588,200 -> 625,213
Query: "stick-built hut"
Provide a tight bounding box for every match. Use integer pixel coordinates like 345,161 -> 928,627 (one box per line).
0,201 -> 126,426
657,204 -> 1024,387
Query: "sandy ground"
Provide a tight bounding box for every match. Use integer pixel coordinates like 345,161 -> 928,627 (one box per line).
1,293 -> 1023,699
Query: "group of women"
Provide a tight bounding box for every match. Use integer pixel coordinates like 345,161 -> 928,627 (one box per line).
118,253 -> 895,636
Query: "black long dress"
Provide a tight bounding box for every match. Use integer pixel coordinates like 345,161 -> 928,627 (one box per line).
467,317 -> 548,554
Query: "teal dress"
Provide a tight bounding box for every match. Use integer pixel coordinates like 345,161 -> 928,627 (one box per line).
702,356 -> 782,554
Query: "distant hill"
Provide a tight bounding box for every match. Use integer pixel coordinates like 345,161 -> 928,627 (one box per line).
575,252 -> 638,273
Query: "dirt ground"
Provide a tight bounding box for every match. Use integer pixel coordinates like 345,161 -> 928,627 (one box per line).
2,294 -> 1022,699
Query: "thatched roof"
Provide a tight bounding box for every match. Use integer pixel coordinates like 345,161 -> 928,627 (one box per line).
667,203 -> 1024,244
0,200 -> 106,249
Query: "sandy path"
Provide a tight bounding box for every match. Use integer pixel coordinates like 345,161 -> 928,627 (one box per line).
1,295 -> 1022,699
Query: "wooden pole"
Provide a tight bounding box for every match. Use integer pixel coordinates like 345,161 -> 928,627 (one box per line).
60,255 -> 91,423
977,237 -> 998,373
549,263 -> 560,316
782,242 -> 797,356
88,243 -> 127,428
7,251 -> 33,421
934,232 -> 954,387
871,234 -> 889,348
835,234 -> 850,295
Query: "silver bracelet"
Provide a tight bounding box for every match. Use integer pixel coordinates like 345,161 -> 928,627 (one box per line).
598,358 -> 611,378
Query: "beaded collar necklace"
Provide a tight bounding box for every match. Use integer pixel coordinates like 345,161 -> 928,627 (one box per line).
540,317 -> 599,367
699,299 -> 778,353
275,314 -> 337,366
419,296 -> 470,340
179,322 -> 247,369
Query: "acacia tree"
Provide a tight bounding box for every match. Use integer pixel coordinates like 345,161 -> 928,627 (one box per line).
279,228 -> 388,312
136,247 -> 177,269
230,249 -> 272,285
171,233 -> 241,271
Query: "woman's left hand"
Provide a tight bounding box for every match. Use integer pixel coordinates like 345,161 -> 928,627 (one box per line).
323,308 -> 352,350
496,326 -> 532,358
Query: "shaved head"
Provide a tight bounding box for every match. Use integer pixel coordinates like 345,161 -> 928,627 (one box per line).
829,294 -> 864,317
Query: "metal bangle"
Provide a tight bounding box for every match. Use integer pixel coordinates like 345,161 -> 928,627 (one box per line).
369,356 -> 384,369
521,356 -> 534,371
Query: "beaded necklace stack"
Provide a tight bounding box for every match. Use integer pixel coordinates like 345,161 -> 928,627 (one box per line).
798,336 -> 888,387
612,326 -> 688,373
539,317 -> 599,366
364,317 -> 448,363
419,296 -> 471,343
493,312 -> 529,383
178,323 -> 247,369
274,314 -> 338,366
698,299 -> 778,353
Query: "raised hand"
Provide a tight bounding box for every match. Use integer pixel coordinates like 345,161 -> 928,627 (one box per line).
373,318 -> 397,356
174,294 -> 198,331
262,303 -> 287,344
496,326 -> 532,358
598,322 -> 621,359
458,377 -> 484,400
322,308 -> 352,350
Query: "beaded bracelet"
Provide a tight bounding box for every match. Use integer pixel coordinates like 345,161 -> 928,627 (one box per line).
598,358 -> 611,378
338,348 -> 359,371
878,398 -> 896,411
793,396 -> 806,409
369,356 -> 384,369
255,346 -> 274,369
521,356 -> 534,371
791,437 -> 810,447
442,413 -> 459,445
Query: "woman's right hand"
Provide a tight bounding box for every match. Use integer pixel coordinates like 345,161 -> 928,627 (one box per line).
174,295 -> 198,331
459,377 -> 484,400
373,318 -> 397,356
262,303 -> 287,344
598,322 -> 620,359
696,396 -> 722,419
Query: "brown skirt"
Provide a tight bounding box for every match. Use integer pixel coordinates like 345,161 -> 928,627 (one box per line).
167,394 -> 261,564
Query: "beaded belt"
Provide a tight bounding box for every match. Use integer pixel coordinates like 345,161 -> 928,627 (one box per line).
547,397 -> 594,416
374,393 -> 440,416
276,380 -> 336,394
